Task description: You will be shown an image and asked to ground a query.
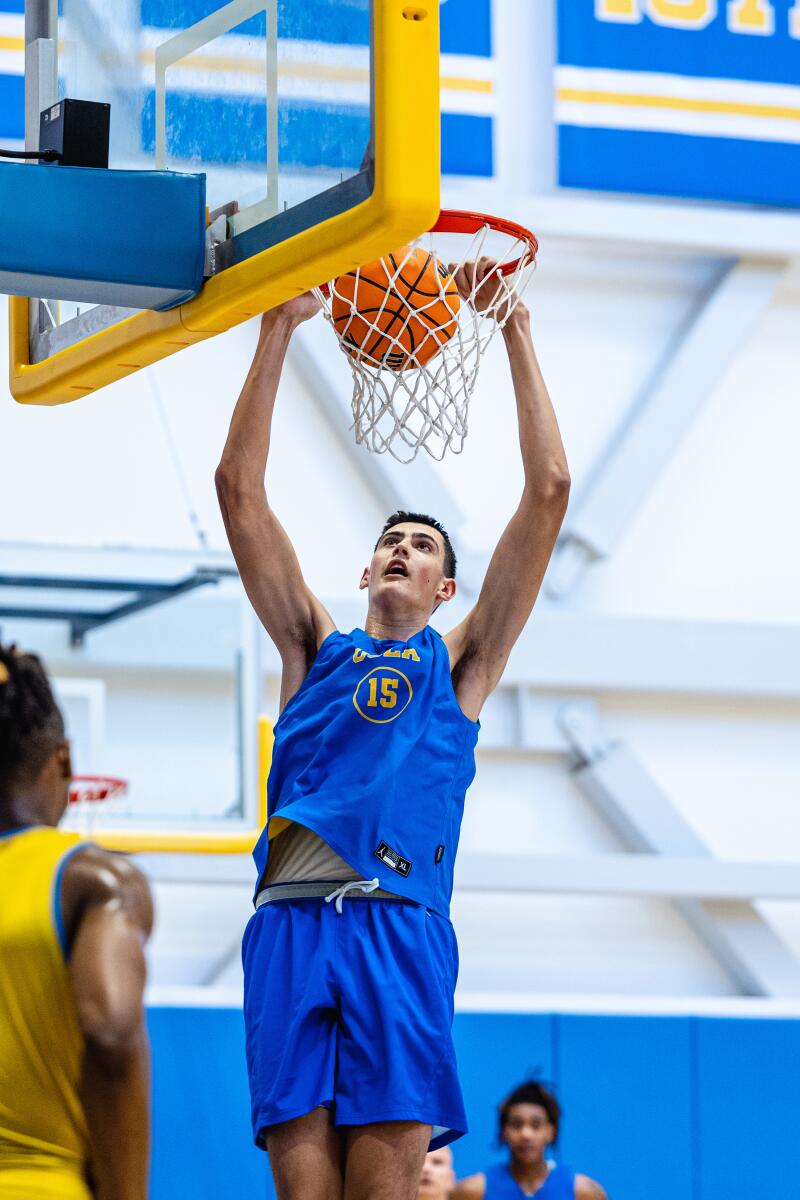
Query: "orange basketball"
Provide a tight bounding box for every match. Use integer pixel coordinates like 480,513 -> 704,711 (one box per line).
331,247 -> 461,371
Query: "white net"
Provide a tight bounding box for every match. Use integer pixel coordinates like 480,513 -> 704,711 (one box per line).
315,212 -> 537,463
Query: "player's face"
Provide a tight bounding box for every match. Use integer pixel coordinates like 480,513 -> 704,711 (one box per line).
502,1103 -> 555,1166
416,1146 -> 455,1198
363,523 -> 453,613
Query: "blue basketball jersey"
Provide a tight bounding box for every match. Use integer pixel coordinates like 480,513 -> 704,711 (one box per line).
484,1162 -> 575,1199
253,626 -> 479,917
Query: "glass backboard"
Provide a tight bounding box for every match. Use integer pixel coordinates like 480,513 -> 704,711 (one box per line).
10,0 -> 440,405
44,0 -> 371,335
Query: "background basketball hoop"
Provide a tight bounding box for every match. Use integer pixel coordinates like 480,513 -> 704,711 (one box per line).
316,210 -> 539,463
65,775 -> 128,837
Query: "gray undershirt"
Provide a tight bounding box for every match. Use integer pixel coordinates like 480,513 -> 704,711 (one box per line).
263,821 -> 362,885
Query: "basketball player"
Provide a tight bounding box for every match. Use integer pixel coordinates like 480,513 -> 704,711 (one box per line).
453,1081 -> 607,1200
215,258 -> 570,1200
417,1146 -> 457,1200
0,644 -> 153,1200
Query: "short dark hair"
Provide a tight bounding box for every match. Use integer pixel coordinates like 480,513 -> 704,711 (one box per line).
499,1080 -> 562,1142
0,642 -> 65,797
376,511 -> 457,579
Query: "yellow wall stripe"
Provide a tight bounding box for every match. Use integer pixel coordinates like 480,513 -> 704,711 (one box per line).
140,48 -> 492,94
558,86 -> 800,123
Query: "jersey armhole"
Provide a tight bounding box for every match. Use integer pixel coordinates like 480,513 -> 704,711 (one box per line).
438,633 -> 481,731
276,629 -> 343,725
51,842 -> 91,961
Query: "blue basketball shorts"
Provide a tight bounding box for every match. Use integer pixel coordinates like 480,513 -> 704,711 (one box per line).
241,893 -> 466,1151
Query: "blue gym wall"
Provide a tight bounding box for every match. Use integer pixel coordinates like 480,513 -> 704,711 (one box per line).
147,1006 -> 800,1199
557,0 -> 800,207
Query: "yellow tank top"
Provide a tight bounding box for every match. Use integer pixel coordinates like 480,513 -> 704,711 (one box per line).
0,826 -> 91,1193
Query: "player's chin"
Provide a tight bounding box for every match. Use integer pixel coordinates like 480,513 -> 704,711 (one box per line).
379,574 -> 414,592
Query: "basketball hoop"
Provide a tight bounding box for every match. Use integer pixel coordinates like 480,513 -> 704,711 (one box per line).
315,210 -> 538,463
65,775 -> 128,836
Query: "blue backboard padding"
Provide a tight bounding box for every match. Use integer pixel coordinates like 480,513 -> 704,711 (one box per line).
0,74 -> 23,140
453,1013 -> 554,1176
0,163 -> 206,309
555,1015 -> 695,1198
559,0 -> 800,87
695,1018 -> 800,1199
147,1008 -> 271,1199
559,126 -> 800,210
144,1006 -> 800,1200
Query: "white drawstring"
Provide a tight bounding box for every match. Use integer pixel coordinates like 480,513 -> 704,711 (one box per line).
325,878 -> 380,914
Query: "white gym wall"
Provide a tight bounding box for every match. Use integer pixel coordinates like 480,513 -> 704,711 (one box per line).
1,0 -> 799,1002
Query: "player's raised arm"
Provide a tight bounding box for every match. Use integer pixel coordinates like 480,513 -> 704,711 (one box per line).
215,296 -> 336,707
62,848 -> 154,1200
445,260 -> 570,721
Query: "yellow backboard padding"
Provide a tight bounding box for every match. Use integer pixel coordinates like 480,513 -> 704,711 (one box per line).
86,714 -> 273,855
10,1 -> 441,405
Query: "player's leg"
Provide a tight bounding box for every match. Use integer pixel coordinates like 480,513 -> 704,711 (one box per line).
335,901 -> 467,1179
343,1120 -> 432,1200
265,1107 -> 344,1200
242,900 -> 340,1185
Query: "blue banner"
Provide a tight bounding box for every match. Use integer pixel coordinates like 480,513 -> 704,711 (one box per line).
557,0 -> 800,207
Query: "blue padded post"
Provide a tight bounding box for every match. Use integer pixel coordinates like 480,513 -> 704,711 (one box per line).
0,163 -> 206,311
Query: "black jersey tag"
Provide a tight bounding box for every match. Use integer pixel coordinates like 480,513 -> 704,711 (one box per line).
435,844 -> 445,864
374,840 -> 412,877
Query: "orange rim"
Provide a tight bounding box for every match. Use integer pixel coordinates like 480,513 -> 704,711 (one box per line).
68,775 -> 128,803
319,210 -> 538,294
431,209 -> 539,277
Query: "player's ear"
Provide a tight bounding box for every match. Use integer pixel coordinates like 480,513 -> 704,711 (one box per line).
436,577 -> 456,605
359,566 -> 370,591
56,740 -> 72,780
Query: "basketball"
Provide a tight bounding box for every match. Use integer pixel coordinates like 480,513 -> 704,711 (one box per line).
331,248 -> 461,371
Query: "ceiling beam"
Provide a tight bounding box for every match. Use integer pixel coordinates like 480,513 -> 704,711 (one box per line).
561,703 -> 800,997
547,257 -> 785,597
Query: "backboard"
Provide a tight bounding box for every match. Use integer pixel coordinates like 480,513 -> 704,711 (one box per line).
9,0 -> 441,405
0,540 -> 272,854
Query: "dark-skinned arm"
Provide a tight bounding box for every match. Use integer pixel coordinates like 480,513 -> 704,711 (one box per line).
445,261 -> 570,721
61,849 -> 154,1200
215,297 -> 336,711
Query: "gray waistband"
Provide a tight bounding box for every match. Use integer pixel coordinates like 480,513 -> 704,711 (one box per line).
255,880 -> 406,909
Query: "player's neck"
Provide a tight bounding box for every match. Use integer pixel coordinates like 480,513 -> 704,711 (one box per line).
364,607 -> 428,643
510,1156 -> 550,1191
0,789 -> 58,832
